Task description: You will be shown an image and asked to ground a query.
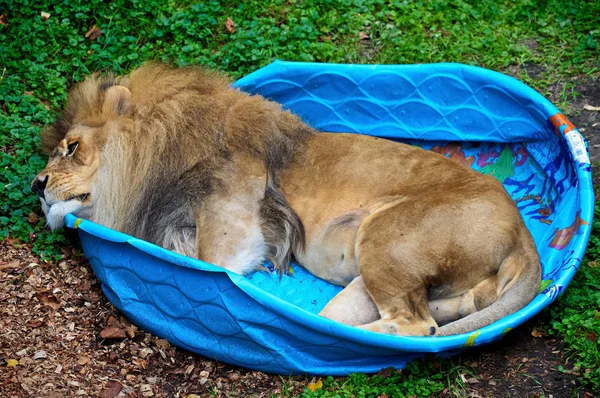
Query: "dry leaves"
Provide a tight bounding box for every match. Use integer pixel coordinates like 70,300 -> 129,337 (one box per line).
225,17 -> 236,33
0,13 -> 8,26
587,331 -> 597,343
33,350 -> 47,360
38,292 -> 61,310
85,25 -> 102,40
154,338 -> 170,349
28,212 -> 40,224
26,319 -> 43,328
359,31 -> 370,40
583,104 -> 600,111
377,367 -> 394,379
1,240 -> 300,397
0,260 -> 20,271
40,12 -> 51,21
99,380 -> 122,398
140,383 -> 154,396
531,328 -> 547,338
100,316 -> 135,339
460,373 -> 480,384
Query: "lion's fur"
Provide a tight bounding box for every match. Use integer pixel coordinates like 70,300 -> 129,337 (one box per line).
35,63 -> 542,337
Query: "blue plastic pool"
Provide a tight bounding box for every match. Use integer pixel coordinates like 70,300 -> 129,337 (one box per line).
65,61 -> 594,375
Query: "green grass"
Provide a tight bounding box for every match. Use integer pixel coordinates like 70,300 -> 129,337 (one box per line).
544,203 -> 600,392
298,359 -> 476,397
1,0 -> 599,394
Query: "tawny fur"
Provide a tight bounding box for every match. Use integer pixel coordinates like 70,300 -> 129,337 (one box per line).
33,63 -> 542,337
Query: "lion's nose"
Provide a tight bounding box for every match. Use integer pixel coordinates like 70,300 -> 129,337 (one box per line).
31,175 -> 49,199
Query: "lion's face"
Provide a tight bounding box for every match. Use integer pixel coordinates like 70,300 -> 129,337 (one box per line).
32,84 -> 133,230
32,126 -> 101,230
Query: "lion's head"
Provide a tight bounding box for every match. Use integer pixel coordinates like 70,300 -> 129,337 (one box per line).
32,79 -> 134,230
32,63 -> 313,254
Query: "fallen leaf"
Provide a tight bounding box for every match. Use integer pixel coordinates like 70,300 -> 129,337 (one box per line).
99,380 -> 122,398
26,319 -> 43,328
38,292 -> 61,310
34,350 -> 47,360
307,379 -> 323,392
139,347 -> 153,359
100,326 -> 126,339
531,328 -> 547,338
40,98 -> 51,110
85,25 -> 102,40
19,357 -> 33,366
377,367 -> 394,379
0,261 -> 21,271
140,384 -> 154,397
154,339 -> 170,349
7,359 -> 19,367
359,31 -> 370,40
584,104 -> 600,111
587,331 -> 597,343
466,377 -> 479,384
378,395 -> 389,398
0,14 -> 8,26
124,326 -> 136,339
225,17 -> 236,33
77,356 -> 90,365
40,12 -> 51,21
28,212 -> 40,224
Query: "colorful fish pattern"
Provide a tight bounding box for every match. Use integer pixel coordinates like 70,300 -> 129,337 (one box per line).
548,210 -> 588,250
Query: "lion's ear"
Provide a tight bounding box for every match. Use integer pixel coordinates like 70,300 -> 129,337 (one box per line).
102,85 -> 132,117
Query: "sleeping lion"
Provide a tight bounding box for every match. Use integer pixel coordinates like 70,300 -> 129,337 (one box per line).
32,63 -> 541,336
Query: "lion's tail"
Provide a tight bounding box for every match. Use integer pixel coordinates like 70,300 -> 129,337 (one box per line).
436,256 -> 541,337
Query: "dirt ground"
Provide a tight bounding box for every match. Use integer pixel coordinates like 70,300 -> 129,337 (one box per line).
1,71 -> 599,398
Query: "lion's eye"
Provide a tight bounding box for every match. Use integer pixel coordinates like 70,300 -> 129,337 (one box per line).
66,141 -> 79,157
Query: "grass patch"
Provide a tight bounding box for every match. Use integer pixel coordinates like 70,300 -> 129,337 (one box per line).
1,0 -> 599,394
545,202 -> 600,391
298,359 -> 475,397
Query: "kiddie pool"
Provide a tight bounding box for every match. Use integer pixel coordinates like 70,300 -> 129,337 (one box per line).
64,61 -> 594,376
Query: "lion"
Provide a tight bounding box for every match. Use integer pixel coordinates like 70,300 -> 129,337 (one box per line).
32,63 -> 541,336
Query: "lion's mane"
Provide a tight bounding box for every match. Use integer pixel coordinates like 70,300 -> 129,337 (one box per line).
41,63 -> 314,269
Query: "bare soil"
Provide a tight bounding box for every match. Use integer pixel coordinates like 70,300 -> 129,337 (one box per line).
1,72 -> 599,398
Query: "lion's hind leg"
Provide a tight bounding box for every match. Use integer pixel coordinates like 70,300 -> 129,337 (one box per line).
318,276 -> 379,326
354,200 -> 440,337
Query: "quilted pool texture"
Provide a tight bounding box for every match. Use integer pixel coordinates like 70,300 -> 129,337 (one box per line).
65,61 -> 594,375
